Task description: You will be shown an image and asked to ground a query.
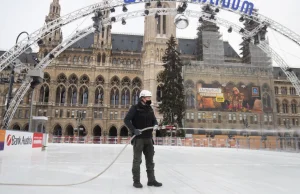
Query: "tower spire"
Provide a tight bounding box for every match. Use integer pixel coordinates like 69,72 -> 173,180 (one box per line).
42,0 -> 62,48
46,0 -> 61,22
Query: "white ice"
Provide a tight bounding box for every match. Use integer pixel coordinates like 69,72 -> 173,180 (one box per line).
0,144 -> 300,194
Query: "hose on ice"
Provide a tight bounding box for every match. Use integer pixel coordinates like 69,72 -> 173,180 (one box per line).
0,127 -> 154,187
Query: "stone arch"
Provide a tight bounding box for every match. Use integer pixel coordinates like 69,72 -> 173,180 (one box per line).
53,124 -> 63,136
110,75 -> 121,87
121,76 -> 131,87
79,74 -> 90,85
157,71 -> 163,83
44,72 -> 51,83
11,123 -> 21,130
132,77 -> 142,88
65,124 -> 74,136
57,73 -> 67,84
184,80 -> 195,89
95,75 -> 105,85
68,73 -> 78,85
109,126 -> 118,137
23,123 -> 29,131
93,125 -> 102,136
120,126 -> 129,137
78,125 -> 87,136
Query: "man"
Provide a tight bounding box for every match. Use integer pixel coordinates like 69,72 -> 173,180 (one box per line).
124,90 -> 162,188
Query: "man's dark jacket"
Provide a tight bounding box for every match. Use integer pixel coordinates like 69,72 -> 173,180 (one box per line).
124,101 -> 158,138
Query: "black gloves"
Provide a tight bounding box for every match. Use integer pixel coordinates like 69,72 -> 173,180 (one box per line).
134,129 -> 141,136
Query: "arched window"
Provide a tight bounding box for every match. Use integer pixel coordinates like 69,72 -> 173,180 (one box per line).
282,100 -> 288,113
112,58 -> 117,65
186,91 -> 195,109
80,75 -> 90,85
73,56 -> 78,63
39,84 -> 49,103
84,56 -> 89,63
110,88 -> 119,107
57,73 -> 67,84
95,75 -> 105,85
132,88 -> 140,105
56,85 -> 66,104
121,88 -> 130,107
281,87 -> 287,95
291,100 -> 297,114
79,86 -> 89,105
137,60 -> 141,68
102,53 -> 106,64
120,126 -> 129,137
97,53 -> 101,63
68,74 -> 78,85
68,85 -> 77,105
262,93 -> 271,109
95,87 -> 104,105
290,87 -> 296,95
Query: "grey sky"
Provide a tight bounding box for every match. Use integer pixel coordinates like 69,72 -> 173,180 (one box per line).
0,0 -> 300,67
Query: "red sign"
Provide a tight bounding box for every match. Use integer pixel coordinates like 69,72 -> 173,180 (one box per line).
32,133 -> 43,148
6,134 -> 12,146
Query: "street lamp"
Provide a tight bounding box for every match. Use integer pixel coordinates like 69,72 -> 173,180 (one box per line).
5,31 -> 32,129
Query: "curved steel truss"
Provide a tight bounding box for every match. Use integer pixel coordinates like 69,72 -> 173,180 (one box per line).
0,0 -> 300,72
2,7 -> 298,128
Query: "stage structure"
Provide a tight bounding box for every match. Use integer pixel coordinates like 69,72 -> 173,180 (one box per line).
1,0 -> 300,129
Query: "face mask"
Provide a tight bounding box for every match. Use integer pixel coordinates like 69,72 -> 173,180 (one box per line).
146,100 -> 152,105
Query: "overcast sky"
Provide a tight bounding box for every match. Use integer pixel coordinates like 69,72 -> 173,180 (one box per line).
1,0 -> 300,67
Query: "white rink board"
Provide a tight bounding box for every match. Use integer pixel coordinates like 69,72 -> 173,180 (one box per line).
0,144 -> 300,194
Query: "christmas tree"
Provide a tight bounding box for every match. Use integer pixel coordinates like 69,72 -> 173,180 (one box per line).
158,35 -> 185,137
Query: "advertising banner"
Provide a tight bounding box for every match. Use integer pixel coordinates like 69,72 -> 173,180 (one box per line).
4,130 -> 33,151
0,130 -> 6,151
32,133 -> 43,148
196,83 -> 271,113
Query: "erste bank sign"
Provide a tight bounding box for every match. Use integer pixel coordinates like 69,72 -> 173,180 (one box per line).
124,0 -> 255,16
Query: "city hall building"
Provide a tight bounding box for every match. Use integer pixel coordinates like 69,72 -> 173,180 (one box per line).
0,0 -> 299,137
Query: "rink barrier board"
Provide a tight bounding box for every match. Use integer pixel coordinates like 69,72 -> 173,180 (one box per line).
48,135 -> 300,152
0,130 -> 44,153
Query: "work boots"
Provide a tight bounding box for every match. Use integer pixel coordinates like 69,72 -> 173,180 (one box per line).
133,181 -> 143,188
147,170 -> 163,187
147,180 -> 163,187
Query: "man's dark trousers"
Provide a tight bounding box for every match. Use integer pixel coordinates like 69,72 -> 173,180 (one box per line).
132,138 -> 155,182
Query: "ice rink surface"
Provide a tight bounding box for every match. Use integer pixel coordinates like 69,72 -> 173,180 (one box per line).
0,144 -> 300,194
